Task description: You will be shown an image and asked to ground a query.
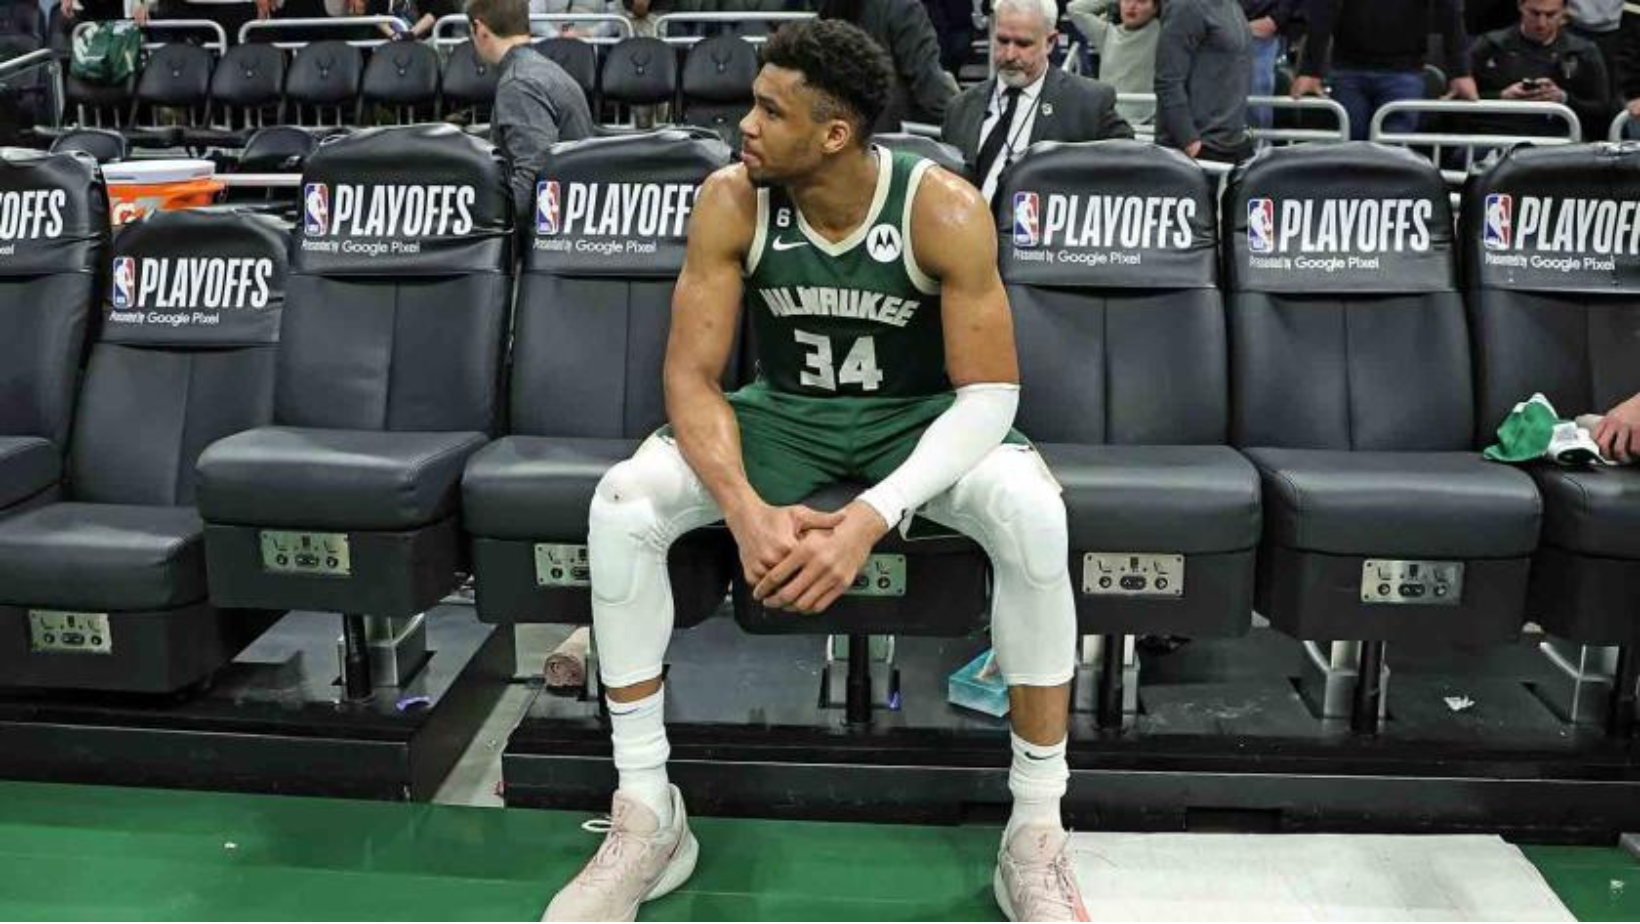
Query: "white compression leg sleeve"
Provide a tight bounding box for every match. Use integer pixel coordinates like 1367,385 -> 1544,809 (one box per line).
922,445 -> 1077,687
588,435 -> 723,689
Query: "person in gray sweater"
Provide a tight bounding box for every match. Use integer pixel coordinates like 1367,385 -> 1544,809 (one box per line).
1154,0 -> 1252,162
469,0 -> 595,218
1066,0 -> 1160,125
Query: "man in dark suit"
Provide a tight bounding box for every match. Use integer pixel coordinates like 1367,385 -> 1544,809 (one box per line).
942,0 -> 1132,204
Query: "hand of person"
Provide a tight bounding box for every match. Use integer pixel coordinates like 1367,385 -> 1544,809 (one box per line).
1628,97 -> 1640,119
1248,15 -> 1277,39
1185,139 -> 1203,158
1443,76 -> 1479,101
753,502 -> 890,615
59,0 -> 74,20
724,501 -> 844,589
1290,74 -> 1324,98
1528,78 -> 1567,103
1501,79 -> 1534,100
346,0 -> 366,16
132,2 -> 150,25
255,0 -> 274,19
1594,393 -> 1640,463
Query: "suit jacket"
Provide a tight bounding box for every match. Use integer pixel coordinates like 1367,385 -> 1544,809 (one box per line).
940,67 -> 1133,178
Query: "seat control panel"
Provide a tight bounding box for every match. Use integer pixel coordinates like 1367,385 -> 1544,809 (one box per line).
260,530 -> 352,577
28,610 -> 112,655
1081,553 -> 1185,597
535,543 -> 591,587
846,554 -> 906,597
1360,559 -> 1463,605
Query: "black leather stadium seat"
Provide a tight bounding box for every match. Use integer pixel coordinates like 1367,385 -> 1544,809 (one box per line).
1464,144 -> 1640,646
283,40 -> 363,128
461,129 -> 735,626
0,149 -> 106,518
197,125 -> 512,618
360,40 -> 440,125
0,208 -> 287,693
1223,142 -> 1541,648
679,34 -> 755,149
998,140 -> 1261,640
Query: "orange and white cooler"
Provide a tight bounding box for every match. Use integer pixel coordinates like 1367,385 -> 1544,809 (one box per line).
103,159 -> 225,225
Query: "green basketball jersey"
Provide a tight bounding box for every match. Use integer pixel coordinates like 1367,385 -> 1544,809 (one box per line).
743,146 -> 947,398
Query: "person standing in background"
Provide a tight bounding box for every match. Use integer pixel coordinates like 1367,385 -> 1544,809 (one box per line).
1241,0 -> 1300,128
1566,0 -> 1623,111
1291,0 -> 1477,141
468,0 -> 594,218
1065,0 -> 1161,126
1155,0 -> 1253,161
945,0 -> 1132,203
821,0 -> 957,130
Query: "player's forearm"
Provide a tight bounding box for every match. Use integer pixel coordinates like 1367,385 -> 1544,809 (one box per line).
857,383 -> 1019,527
665,374 -> 762,519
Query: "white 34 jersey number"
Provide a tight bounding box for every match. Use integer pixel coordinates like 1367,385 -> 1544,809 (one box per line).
795,330 -> 884,392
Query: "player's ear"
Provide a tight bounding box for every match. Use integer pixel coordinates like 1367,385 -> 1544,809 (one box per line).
820,117 -> 853,156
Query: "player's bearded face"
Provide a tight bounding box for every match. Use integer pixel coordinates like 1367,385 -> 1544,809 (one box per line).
740,67 -> 832,185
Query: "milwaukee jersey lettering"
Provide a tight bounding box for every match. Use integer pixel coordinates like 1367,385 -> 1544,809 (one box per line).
744,147 -> 945,397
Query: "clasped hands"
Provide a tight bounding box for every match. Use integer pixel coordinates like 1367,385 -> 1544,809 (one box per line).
726,499 -> 893,616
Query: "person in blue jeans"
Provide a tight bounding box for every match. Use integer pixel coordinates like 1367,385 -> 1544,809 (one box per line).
1290,0 -> 1478,140
1241,0 -> 1298,130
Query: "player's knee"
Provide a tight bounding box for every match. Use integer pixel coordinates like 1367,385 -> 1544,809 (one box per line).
590,461 -> 668,550
972,458 -> 1067,589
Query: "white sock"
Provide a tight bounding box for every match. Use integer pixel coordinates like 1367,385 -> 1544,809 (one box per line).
608,686 -> 673,828
1004,731 -> 1067,843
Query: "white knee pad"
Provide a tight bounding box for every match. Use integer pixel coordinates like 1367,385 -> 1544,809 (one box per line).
588,438 -> 716,607
953,449 -> 1068,589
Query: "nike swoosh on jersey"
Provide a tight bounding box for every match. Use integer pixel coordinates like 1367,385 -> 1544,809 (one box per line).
771,237 -> 810,251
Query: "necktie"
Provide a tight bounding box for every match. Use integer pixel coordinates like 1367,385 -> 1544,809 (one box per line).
974,86 -> 1023,195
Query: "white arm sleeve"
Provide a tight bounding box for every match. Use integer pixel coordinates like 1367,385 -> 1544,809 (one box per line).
857,382 -> 1020,528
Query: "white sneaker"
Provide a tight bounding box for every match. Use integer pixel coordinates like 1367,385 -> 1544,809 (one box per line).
994,824 -> 1090,922
542,785 -> 698,922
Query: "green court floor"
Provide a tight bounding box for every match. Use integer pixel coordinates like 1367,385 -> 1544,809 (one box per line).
0,781 -> 1635,921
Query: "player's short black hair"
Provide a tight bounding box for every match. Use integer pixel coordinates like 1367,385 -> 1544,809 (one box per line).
759,19 -> 892,146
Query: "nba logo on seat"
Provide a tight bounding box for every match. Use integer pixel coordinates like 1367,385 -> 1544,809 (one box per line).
111,257 -> 136,309
536,180 -> 560,235
1484,194 -> 1512,250
1013,192 -> 1040,247
303,183 -> 329,236
1248,198 -> 1276,254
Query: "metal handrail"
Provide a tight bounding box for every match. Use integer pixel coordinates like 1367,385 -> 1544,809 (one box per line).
0,48 -> 64,129
217,172 -> 302,187
240,15 -> 403,48
655,10 -> 814,44
1610,108 -> 1633,142
1370,99 -> 1580,174
1113,93 -> 1350,144
432,12 -> 635,48
74,18 -> 229,52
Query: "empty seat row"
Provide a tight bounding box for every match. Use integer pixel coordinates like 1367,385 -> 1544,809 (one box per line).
56,35 -> 761,149
0,131 -> 1634,715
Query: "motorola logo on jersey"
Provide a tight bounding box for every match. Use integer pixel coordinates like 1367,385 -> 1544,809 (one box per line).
0,188 -> 68,240
1012,193 -> 1198,251
545,181 -> 697,239
1245,198 -> 1435,256
111,256 -> 136,309
867,224 -> 902,262
109,257 -> 276,311
535,180 -> 560,235
304,183 -> 477,238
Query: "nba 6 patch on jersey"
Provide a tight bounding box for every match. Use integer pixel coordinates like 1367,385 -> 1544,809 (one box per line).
303,183 -> 329,236
1013,192 -> 1040,247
